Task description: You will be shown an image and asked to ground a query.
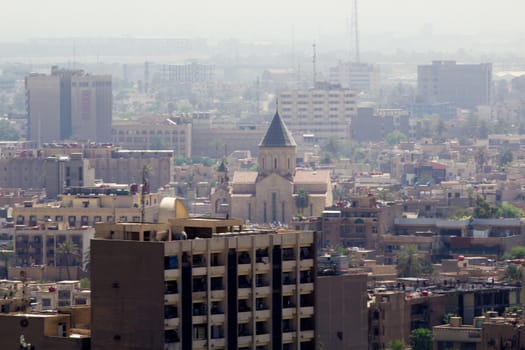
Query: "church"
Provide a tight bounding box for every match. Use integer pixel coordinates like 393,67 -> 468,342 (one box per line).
211,109 -> 333,225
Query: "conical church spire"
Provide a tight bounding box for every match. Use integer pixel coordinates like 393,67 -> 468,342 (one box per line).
259,102 -> 296,147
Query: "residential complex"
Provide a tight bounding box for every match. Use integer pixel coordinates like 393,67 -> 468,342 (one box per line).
278,82 -> 357,146
91,220 -> 317,350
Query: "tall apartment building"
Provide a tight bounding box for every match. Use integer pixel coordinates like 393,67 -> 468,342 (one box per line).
26,66 -> 112,144
417,61 -> 492,109
329,61 -> 380,92
91,220 -> 317,350
351,107 -> 411,143
279,83 -> 357,146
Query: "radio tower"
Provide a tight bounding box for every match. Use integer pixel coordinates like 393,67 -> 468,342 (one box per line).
312,43 -> 317,88
350,0 -> 360,63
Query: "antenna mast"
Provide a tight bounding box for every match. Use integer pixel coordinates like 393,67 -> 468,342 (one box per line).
352,0 -> 360,63
312,43 -> 317,88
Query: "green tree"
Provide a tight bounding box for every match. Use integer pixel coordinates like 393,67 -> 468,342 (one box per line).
56,239 -> 80,280
500,149 -> 513,167
409,328 -> 433,350
473,196 -> 499,219
0,119 -> 20,141
295,190 -> 309,215
396,244 -> 425,277
504,264 -> 521,282
386,131 -> 408,145
502,246 -> 525,260
497,203 -> 524,218
389,339 -> 407,350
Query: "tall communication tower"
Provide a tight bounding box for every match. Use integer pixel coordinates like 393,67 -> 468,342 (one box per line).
312,43 -> 317,88
350,0 -> 360,63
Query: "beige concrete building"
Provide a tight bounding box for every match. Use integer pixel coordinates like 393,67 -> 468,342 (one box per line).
26,66 -> 112,144
221,110 -> 333,224
279,82 -> 357,146
91,220 -> 317,350
112,115 -> 192,157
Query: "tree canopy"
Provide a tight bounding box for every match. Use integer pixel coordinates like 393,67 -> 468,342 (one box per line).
386,131 -> 408,145
396,244 -> 431,277
474,196 -> 524,219
409,328 -> 433,350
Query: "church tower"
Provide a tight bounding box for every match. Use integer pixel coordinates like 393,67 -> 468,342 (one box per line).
258,107 -> 297,178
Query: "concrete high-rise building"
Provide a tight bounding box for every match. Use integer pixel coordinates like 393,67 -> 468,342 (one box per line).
91,220 -> 317,350
417,61 -> 492,109
329,61 -> 380,92
26,66 -> 112,144
279,82 -> 357,146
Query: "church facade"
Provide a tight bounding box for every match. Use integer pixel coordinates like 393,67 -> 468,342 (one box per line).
211,110 -> 332,225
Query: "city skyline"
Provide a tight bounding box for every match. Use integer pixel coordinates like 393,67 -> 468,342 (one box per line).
1,0 -> 524,54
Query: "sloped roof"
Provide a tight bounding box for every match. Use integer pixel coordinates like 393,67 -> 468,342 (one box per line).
259,111 -> 296,147
232,171 -> 258,184
294,170 -> 331,184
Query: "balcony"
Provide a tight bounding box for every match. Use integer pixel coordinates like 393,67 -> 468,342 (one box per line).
209,338 -> 225,348
255,309 -> 271,320
255,286 -> 271,296
164,294 -> 179,304
283,308 -> 296,318
300,283 -> 314,293
210,290 -> 225,300
238,264 -> 251,274
238,311 -> 251,322
192,315 -> 207,324
282,260 -> 296,271
209,265 -> 225,276
238,288 -> 250,298
255,262 -> 270,272
283,284 -> 296,295
283,331 -> 296,342
255,333 -> 271,344
238,335 -> 252,346
300,306 -> 314,317
192,339 -> 207,349
164,269 -> 179,279
299,330 -> 315,341
300,259 -> 314,269
164,318 -> 179,328
209,314 -> 225,323
192,267 -> 207,276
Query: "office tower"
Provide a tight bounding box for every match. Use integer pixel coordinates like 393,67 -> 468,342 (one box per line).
279,82 -> 357,146
91,220 -> 317,350
417,61 -> 492,109
26,66 -> 112,144
329,61 -> 380,92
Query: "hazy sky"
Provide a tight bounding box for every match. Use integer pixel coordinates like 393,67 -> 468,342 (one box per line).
1,0 -> 523,43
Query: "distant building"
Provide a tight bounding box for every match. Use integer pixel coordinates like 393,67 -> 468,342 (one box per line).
279,82 -> 357,146
225,110 -> 333,224
351,107 -> 410,143
26,66 -> 112,144
112,115 -> 192,157
329,61 -> 380,92
417,61 -> 492,109
159,62 -> 214,83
